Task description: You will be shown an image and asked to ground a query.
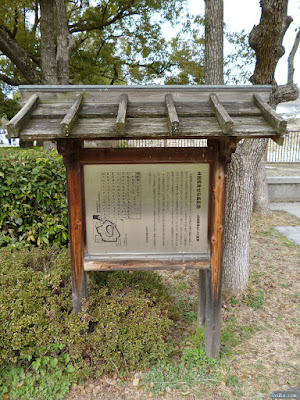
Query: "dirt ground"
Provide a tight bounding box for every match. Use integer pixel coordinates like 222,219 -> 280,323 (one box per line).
64,210 -> 300,400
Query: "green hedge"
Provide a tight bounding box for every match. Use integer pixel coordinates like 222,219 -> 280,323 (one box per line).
0,247 -> 173,398
0,148 -> 68,247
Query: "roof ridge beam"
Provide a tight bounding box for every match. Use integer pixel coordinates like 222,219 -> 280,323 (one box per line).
165,94 -> 180,135
60,94 -> 83,137
253,93 -> 287,134
6,93 -> 39,138
116,94 -> 128,135
209,93 -> 233,134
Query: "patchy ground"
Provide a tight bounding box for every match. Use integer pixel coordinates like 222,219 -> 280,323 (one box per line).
65,210 -> 300,400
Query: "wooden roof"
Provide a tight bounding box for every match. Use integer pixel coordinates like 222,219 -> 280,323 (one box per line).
6,85 -> 287,141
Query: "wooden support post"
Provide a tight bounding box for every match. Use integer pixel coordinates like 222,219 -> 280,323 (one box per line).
61,94 -> 83,137
209,93 -> 233,134
271,134 -> 285,146
205,140 -> 227,358
6,94 -> 39,138
58,139 -> 87,314
198,269 -> 207,328
116,94 -> 128,134
165,94 -> 180,135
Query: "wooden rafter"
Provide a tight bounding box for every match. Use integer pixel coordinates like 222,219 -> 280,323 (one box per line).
6,85 -> 287,141
209,93 -> 233,134
253,93 -> 287,133
6,94 -> 39,138
165,93 -> 180,135
60,94 -> 83,137
116,94 -> 128,135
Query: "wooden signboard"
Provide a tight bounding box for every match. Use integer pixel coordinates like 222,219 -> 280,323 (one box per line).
6,85 -> 287,358
83,163 -> 209,261
57,142 -> 225,358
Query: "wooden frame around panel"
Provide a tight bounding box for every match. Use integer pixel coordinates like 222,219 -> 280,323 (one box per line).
78,147 -> 214,271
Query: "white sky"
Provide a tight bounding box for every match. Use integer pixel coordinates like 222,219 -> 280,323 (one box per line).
188,0 -> 300,86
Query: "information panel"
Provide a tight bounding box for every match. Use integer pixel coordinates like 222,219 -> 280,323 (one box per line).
84,163 -> 209,258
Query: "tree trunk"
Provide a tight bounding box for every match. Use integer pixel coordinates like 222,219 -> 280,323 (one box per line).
223,0 -> 294,294
253,144 -> 272,217
40,0 -> 74,150
222,140 -> 268,293
250,0 -> 292,216
204,0 -> 223,85
40,0 -> 59,84
55,0 -> 75,84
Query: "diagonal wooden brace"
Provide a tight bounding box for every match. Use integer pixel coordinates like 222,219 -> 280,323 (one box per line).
165,94 -> 180,135
116,94 -> 128,135
6,94 -> 39,138
209,93 -> 233,134
61,94 -> 83,137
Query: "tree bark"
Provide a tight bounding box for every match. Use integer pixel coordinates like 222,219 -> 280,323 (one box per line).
223,140 -> 268,293
0,27 -> 42,84
55,0 -> 75,84
223,0 -> 295,293
204,0 -> 224,84
251,0 -> 295,216
249,0 -> 291,85
253,143 -> 272,217
40,0 -> 59,84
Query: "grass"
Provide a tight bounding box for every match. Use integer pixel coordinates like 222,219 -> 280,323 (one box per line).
1,209 -> 299,400
94,209 -> 299,400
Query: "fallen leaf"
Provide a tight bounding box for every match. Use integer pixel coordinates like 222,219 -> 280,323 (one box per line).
132,378 -> 139,387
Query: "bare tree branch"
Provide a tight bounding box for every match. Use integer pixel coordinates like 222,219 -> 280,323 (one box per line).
31,1 -> 40,35
69,1 -> 137,33
0,73 -> 25,86
288,28 -> 300,84
0,26 -> 42,84
271,27 -> 300,105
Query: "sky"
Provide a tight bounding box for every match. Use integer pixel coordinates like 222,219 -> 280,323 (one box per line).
188,0 -> 300,87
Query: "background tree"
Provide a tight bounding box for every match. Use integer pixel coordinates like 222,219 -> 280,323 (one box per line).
0,0 -> 254,119
222,0 -> 299,294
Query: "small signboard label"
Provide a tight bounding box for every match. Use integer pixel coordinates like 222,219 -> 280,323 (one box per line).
84,163 -> 209,258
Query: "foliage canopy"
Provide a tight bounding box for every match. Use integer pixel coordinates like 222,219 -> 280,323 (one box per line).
0,1 -> 254,119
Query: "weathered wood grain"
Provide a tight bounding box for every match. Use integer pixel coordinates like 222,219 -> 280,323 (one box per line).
78,147 -> 214,164
6,94 -> 39,137
209,93 -> 233,134
84,258 -> 210,271
116,94 -> 128,134
271,134 -> 285,146
31,101 -> 263,119
19,84 -> 273,104
20,115 -> 276,140
60,94 -> 83,137
204,140 -> 227,358
61,140 -> 88,314
253,93 -> 287,133
165,94 -> 180,134
198,269 -> 207,328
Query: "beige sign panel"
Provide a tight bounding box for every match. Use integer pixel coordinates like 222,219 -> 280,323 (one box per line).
84,163 -> 209,259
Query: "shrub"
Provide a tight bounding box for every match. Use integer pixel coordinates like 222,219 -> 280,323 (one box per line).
0,148 -> 68,248
0,246 -> 173,396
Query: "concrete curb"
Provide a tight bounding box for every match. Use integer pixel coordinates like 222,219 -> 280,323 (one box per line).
267,176 -> 300,202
